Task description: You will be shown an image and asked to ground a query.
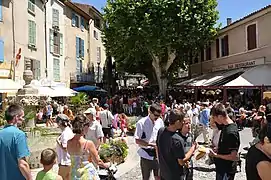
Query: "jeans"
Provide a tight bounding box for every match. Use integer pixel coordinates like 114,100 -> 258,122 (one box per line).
216,172 -> 235,180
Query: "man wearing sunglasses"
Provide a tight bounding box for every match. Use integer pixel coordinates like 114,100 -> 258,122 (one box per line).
135,103 -> 164,180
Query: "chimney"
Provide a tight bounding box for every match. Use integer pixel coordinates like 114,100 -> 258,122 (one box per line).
227,18 -> 232,26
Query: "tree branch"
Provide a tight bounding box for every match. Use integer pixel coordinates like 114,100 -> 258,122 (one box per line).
165,46 -> 176,71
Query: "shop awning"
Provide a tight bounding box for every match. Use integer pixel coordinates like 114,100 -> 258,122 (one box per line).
0,79 -> 22,93
51,86 -> 78,97
176,69 -> 244,86
224,65 -> 271,86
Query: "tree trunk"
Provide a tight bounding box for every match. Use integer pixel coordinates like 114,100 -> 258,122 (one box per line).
150,48 -> 176,96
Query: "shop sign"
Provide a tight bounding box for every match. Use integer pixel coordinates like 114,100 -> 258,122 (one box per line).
0,69 -> 11,78
212,58 -> 265,72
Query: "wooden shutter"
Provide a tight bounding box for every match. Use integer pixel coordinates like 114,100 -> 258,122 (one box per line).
76,37 -> 80,58
0,0 -> 2,21
60,33 -> 63,56
52,9 -> 59,27
0,39 -> 4,62
247,24 -> 257,50
206,47 -> 211,61
216,39 -> 219,58
49,29 -> 54,53
28,20 -> 33,45
81,39 -> 84,59
224,35 -> 229,56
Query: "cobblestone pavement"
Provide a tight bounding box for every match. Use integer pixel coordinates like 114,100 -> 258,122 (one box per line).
120,128 -> 251,180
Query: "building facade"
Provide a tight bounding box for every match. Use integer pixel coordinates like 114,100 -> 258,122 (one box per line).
190,5 -> 271,77
63,1 -> 93,88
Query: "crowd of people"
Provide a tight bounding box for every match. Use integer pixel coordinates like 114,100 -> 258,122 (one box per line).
1,95 -> 271,180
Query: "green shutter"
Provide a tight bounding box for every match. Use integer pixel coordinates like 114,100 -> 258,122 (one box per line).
53,58 -> 60,81
49,29 -> 54,53
28,20 -> 36,45
60,33 -> 63,56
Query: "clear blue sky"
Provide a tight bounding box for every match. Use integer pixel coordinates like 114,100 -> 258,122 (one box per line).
73,0 -> 270,27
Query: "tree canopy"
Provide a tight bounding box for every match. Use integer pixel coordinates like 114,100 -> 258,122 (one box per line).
103,0 -> 219,94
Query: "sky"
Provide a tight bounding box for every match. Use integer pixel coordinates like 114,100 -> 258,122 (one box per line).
73,0 -> 271,27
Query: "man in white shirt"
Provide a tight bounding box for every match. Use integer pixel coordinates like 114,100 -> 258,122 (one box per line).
99,104 -> 114,143
135,103 -> 164,180
56,114 -> 74,180
84,108 -> 104,149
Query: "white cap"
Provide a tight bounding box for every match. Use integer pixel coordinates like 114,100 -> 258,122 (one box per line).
84,108 -> 96,120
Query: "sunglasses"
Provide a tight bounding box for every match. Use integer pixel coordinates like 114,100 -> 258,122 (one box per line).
152,112 -> 161,117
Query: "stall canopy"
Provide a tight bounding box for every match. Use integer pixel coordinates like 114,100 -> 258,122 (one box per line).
51,86 -> 78,97
73,85 -> 97,92
224,65 -> 271,86
176,69 -> 244,86
0,79 -> 23,93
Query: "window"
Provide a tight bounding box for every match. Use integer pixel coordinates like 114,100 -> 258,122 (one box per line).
216,38 -> 220,58
49,29 -> 63,55
247,23 -> 257,50
205,47 -> 211,61
0,0 -> 3,21
52,9 -> 59,27
76,37 -> 84,59
94,30 -> 98,40
97,47 -> 101,63
53,58 -> 60,81
80,17 -> 85,31
28,0 -> 35,14
28,20 -> 36,46
94,17 -> 101,29
221,35 -> 229,57
72,13 -> 79,28
0,39 -> 4,63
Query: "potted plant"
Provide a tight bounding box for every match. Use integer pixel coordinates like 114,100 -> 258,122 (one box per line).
127,117 -> 137,135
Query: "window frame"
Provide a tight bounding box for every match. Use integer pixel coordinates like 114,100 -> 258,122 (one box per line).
246,22 -> 258,51
52,8 -> 59,27
28,0 -> 35,15
53,58 -> 60,81
28,20 -> 36,46
53,31 -> 60,55
220,35 -> 229,57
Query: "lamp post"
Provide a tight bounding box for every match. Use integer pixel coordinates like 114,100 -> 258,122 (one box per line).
97,62 -> 100,83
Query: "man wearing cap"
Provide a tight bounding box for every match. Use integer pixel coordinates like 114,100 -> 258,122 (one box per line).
84,108 -> 104,149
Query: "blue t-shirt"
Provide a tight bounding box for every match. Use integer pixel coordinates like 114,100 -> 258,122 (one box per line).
0,125 -> 30,180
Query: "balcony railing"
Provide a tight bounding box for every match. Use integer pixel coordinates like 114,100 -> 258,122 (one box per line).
70,72 -> 94,83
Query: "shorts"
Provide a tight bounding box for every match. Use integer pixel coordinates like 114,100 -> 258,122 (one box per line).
102,128 -> 113,138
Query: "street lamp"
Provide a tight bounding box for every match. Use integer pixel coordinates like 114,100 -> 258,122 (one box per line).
97,62 -> 101,83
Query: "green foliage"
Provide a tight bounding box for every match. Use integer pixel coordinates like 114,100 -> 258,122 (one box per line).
70,92 -> 88,106
99,139 -> 129,163
103,0 -> 220,84
0,111 -> 6,127
127,117 -> 137,131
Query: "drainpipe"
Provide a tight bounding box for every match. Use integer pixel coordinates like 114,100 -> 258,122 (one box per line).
44,0 -> 48,77
11,0 -> 15,80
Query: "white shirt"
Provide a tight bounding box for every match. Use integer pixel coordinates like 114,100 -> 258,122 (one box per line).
99,110 -> 114,128
56,127 -> 74,165
85,120 -> 104,147
192,108 -> 199,125
134,116 -> 164,160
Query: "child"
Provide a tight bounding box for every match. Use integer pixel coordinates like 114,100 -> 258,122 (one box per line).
119,113 -> 128,137
36,148 -> 63,180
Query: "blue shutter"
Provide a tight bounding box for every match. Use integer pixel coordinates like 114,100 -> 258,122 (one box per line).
72,13 -> 76,26
81,39 -> 84,59
0,39 -> 4,62
80,17 -> 84,30
76,37 -> 79,58
0,0 -> 2,21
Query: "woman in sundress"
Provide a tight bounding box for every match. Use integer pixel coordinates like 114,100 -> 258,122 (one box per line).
67,114 -> 109,180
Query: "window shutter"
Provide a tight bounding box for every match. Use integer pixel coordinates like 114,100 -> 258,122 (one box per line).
80,17 -> 84,31
53,58 -> 60,81
0,0 -> 2,21
81,39 -> 84,59
49,29 -> 54,53
52,9 -> 59,27
216,39 -> 219,58
76,37 -> 80,58
224,35 -> 229,56
60,33 -> 63,56
72,13 -> 76,26
79,60 -> 83,73
0,39 -> 4,62
205,47 -> 211,61
28,20 -> 32,45
247,24 -> 257,50
33,22 -> 36,45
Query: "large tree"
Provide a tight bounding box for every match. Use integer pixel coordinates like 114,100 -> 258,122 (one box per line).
103,0 -> 219,95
